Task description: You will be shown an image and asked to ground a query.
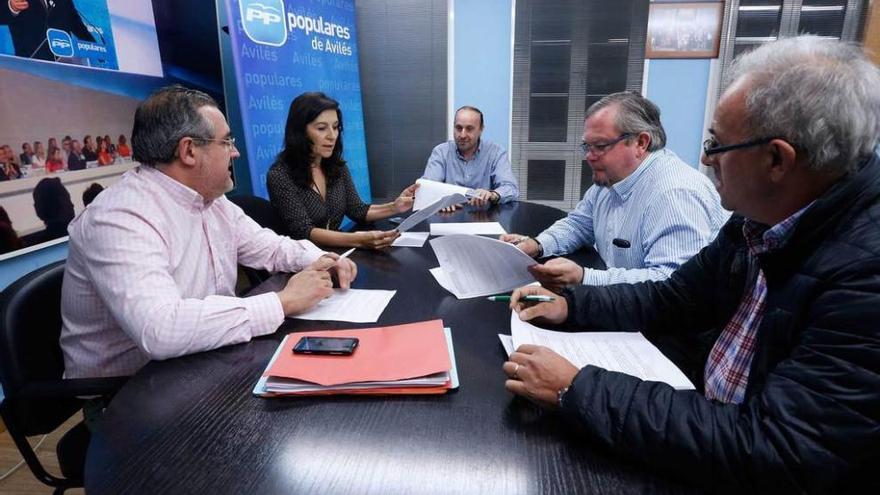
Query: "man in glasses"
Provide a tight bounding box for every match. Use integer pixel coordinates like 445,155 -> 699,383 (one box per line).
60,85 -> 357,380
503,36 -> 880,492
503,91 -> 727,289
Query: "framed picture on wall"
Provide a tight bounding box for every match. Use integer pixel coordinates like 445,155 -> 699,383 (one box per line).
646,2 -> 724,59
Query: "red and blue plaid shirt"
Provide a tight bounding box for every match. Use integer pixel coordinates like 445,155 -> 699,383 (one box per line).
703,204 -> 813,404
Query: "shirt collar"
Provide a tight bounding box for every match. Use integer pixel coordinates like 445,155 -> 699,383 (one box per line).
456,139 -> 482,161
743,201 -> 816,255
609,149 -> 662,200
138,164 -> 209,211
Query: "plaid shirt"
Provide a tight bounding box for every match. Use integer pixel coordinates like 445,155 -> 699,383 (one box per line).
703,204 -> 813,403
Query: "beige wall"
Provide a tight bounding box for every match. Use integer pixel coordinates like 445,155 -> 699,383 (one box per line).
866,0 -> 880,65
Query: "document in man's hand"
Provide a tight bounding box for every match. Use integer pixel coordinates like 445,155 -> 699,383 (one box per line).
413,178 -> 473,210
430,234 -> 537,299
397,193 -> 468,232
506,312 -> 695,390
253,319 -> 460,396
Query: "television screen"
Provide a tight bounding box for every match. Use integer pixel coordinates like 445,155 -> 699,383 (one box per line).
0,0 -> 226,258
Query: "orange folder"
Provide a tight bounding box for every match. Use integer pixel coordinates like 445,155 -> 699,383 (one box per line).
263,319 -> 452,393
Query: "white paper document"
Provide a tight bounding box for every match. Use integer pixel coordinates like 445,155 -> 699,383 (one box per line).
498,334 -> 515,355
429,222 -> 507,236
413,178 -> 473,211
429,234 -> 537,299
397,193 -> 468,232
507,313 -> 694,390
291,289 -> 396,323
392,232 -> 430,247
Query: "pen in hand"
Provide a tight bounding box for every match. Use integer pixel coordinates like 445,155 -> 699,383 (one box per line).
512,236 -> 530,246
487,295 -> 555,302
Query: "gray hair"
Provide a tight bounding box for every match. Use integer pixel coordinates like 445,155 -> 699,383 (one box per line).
131,85 -> 218,166
586,91 -> 666,151
724,36 -> 880,174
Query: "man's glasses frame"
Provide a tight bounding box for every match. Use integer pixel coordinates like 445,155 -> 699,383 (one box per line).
702,136 -> 778,156
194,136 -> 237,151
579,133 -> 633,156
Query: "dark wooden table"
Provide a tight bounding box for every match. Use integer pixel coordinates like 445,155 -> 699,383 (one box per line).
85,201 -> 696,494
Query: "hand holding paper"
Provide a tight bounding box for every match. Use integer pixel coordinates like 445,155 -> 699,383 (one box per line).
413,178 -> 474,211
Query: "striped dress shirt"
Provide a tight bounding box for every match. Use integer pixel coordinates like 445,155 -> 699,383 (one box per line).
536,149 -> 729,285
60,165 -> 326,379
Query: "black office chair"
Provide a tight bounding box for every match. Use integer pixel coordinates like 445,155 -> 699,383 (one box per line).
228,193 -> 286,235
0,261 -> 126,494
228,194 -> 288,289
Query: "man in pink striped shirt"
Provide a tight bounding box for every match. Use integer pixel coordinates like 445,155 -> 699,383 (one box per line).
60,86 -> 356,379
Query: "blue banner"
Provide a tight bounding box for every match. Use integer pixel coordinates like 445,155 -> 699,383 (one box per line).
224,0 -> 370,202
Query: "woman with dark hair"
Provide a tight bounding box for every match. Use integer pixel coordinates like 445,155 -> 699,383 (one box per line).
268,92 -> 417,249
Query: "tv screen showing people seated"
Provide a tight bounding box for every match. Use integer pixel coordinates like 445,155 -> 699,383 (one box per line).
0,0 -> 226,258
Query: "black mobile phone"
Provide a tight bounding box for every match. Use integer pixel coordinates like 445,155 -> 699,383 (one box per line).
293,336 -> 359,355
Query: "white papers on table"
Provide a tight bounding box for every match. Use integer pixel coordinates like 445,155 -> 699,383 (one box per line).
429,234 -> 537,299
498,334 -> 515,355
392,232 -> 430,247
428,267 -> 456,294
290,289 -> 396,323
397,193 -> 468,232
429,222 -> 507,236
506,312 -> 695,390
413,178 -> 473,211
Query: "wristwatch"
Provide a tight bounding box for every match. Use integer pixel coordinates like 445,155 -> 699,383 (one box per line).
534,239 -> 544,258
557,385 -> 570,408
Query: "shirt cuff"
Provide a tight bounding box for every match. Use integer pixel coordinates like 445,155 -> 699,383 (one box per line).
581,268 -> 609,286
534,232 -> 559,257
299,240 -> 328,268
244,292 -> 286,337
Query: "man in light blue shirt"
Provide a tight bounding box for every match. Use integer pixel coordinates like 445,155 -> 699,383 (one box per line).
503,91 -> 728,288
423,105 -> 519,210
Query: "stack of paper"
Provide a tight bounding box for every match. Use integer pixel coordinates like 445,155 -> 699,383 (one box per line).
502,312 -> 695,390
254,320 -> 459,396
430,234 -> 537,298
429,222 -> 507,236
292,289 -> 395,323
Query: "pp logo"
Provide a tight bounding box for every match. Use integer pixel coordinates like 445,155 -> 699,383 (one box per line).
240,0 -> 287,47
46,28 -> 74,58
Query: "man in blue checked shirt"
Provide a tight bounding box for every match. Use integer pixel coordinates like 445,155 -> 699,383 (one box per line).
503,36 -> 880,493
502,92 -> 728,289
422,105 -> 519,212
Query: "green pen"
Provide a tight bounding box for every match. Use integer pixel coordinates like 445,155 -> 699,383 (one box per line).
486,295 -> 555,302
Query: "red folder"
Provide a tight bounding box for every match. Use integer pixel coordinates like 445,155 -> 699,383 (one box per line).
260,319 -> 453,395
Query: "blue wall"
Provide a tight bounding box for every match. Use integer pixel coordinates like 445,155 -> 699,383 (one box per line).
646,59 -> 711,169
452,0 -> 513,150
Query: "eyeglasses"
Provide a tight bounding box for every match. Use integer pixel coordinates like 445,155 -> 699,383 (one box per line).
702,136 -> 777,156
579,133 -> 633,156
195,137 -> 237,151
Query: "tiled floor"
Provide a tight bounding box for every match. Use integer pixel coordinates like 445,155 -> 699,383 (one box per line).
0,416 -> 85,494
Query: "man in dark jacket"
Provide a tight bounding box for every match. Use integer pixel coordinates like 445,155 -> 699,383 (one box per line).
503,35 -> 880,493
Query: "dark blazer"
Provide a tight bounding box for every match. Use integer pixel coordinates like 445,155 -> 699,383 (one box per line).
560,149 -> 880,493
0,0 -> 93,60
67,151 -> 86,171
